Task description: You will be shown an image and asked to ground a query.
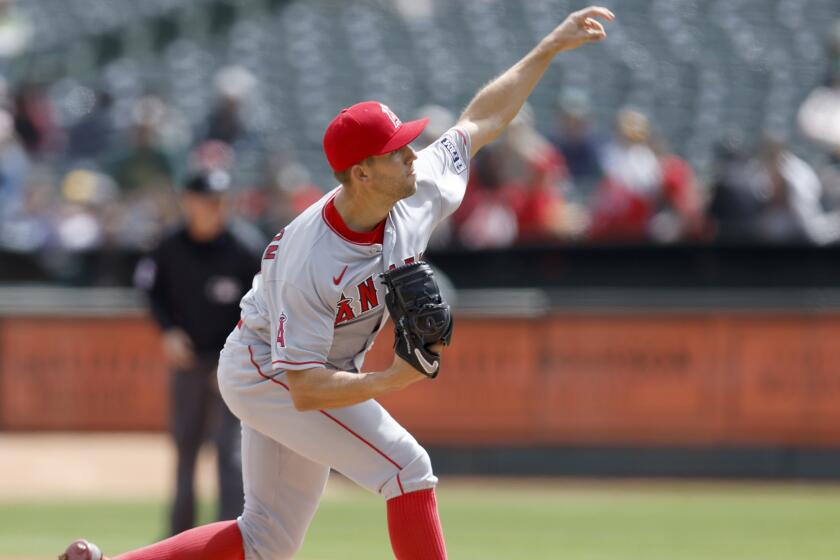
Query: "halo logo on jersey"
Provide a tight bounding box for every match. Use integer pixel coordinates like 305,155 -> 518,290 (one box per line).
333,273 -> 392,327
276,313 -> 287,347
380,103 -> 402,129
439,136 -> 466,174
335,294 -> 357,326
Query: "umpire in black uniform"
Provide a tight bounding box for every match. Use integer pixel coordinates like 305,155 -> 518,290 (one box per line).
135,169 -> 261,535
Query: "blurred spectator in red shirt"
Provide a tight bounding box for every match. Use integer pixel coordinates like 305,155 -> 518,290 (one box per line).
589,109 -> 705,243
12,83 -> 61,158
589,108 -> 662,241
500,106 -> 583,244
453,144 -> 519,249
650,138 -> 707,242
455,105 -> 584,247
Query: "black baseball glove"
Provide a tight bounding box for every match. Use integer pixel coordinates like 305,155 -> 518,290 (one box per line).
381,262 -> 453,378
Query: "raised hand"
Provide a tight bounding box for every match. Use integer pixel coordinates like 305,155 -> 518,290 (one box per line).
544,6 -> 615,53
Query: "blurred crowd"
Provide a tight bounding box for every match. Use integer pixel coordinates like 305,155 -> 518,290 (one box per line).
445,87 -> 840,249
3,7 -> 840,260
447,18 -> 840,249
0,61 -> 319,260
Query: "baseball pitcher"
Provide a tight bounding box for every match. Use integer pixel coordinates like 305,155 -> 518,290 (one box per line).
61,7 -> 614,560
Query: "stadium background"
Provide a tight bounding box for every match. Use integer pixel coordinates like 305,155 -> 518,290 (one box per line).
3,0 -> 840,558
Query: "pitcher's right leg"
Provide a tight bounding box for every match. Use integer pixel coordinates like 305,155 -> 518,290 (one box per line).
237,424 -> 330,560
218,329 -> 445,559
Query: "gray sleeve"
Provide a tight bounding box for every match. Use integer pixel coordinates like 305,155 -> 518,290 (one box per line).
266,280 -> 335,371
418,126 -> 472,221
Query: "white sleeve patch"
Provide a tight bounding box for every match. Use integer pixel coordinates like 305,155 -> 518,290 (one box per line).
439,136 -> 467,174
133,257 -> 156,290
413,126 -> 471,222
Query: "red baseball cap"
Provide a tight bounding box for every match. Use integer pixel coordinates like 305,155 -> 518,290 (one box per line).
323,101 -> 429,172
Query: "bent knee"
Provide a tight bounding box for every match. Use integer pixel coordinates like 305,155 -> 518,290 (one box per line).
381,449 -> 438,500
238,510 -> 304,560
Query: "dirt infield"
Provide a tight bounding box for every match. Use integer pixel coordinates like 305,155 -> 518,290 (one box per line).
6,433 -> 840,503
0,433 -> 217,502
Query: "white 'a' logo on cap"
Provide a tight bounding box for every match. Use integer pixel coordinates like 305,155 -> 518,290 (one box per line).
379,103 -> 402,129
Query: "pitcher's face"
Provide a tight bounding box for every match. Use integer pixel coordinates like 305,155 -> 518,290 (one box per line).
366,145 -> 418,201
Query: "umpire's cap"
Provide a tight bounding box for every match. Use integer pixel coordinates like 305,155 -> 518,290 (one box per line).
183,169 -> 231,196
323,101 -> 428,172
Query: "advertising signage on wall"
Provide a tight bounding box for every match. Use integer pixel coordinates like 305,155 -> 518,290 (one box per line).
2,314 -> 840,446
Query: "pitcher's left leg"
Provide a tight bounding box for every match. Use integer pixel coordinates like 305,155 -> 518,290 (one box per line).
313,402 -> 446,560
387,488 -> 447,560
230,387 -> 446,560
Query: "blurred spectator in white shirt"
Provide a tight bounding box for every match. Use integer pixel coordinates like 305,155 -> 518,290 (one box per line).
797,65 -> 840,158
0,0 -> 30,65
204,65 -> 262,153
754,139 -> 840,245
798,21 -> 840,155
589,108 -> 662,241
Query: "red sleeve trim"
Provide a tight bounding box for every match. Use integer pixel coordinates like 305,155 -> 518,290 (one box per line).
456,128 -> 468,145
271,359 -> 326,366
249,345 -> 290,390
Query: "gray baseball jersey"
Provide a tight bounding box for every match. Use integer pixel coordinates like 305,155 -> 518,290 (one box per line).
239,126 -> 470,373
217,127 -> 471,559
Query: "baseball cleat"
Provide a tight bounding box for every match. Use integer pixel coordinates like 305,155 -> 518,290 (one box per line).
59,539 -> 105,560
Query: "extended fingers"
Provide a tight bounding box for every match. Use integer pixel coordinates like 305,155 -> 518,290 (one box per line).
584,18 -> 606,32
549,5 -> 614,51
583,18 -> 606,38
576,6 -> 616,22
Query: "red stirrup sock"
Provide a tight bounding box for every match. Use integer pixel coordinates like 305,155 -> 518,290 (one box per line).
386,488 -> 447,560
113,520 -> 244,560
